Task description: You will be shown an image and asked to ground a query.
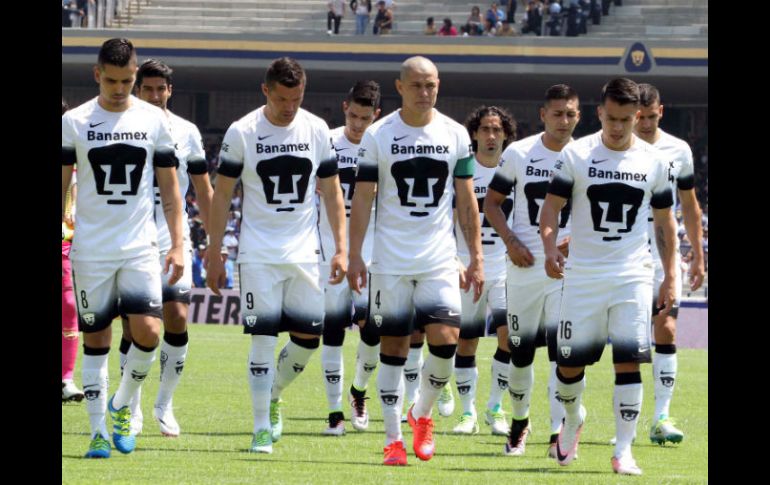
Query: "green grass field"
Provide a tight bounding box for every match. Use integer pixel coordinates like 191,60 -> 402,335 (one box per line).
62,324 -> 708,484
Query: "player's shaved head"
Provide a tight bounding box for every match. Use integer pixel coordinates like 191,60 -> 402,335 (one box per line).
400,56 -> 438,81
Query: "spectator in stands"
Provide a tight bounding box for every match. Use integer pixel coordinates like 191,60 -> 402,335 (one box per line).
438,18 -> 458,36
505,0 -> 517,23
373,1 -> 393,34
63,0 -> 84,28
192,245 -> 206,288
485,2 -> 505,33
545,0 -> 562,35
424,16 -> 438,34
521,0 -> 544,35
461,6 -> 485,36
496,19 -> 518,35
327,0 -> 346,35
351,0 -> 372,35
223,227 -> 239,261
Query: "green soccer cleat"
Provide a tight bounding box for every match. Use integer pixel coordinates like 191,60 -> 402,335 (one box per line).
84,434 -> 111,459
270,399 -> 283,442
250,429 -> 273,454
650,416 -> 684,445
108,395 -> 136,454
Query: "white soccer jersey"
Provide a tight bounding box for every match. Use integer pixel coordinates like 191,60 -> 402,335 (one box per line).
489,132 -> 572,257
548,131 -> 673,277
154,111 -> 208,253
646,129 -> 696,263
356,109 -> 474,275
319,126 -> 375,265
455,158 -> 512,281
62,96 -> 177,262
217,106 -> 337,264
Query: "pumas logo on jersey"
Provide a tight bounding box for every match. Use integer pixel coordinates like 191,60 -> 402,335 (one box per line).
88,143 -> 147,205
256,155 -> 313,212
391,157 -> 449,217
523,181 -> 571,230
561,346 -> 571,358
244,315 -> 257,327
586,183 -> 644,241
510,336 -> 521,347
82,313 -> 95,326
373,314 -> 383,327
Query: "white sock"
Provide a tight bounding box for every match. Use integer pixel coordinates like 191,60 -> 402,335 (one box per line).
413,353 -> 453,419
82,353 -> 109,439
487,355 -> 511,410
508,364 -> 534,419
614,381 -> 643,458
248,335 -> 277,433
321,345 -> 344,412
378,362 -> 404,445
352,340 -> 379,391
653,350 -> 677,419
556,370 -> 585,422
114,345 -> 156,409
548,361 -> 564,434
454,364 -> 478,415
120,344 -> 141,417
403,346 -> 423,405
271,339 -> 318,401
155,340 -> 188,409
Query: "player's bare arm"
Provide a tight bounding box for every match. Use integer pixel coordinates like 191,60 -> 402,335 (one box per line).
483,187 -> 534,268
678,188 -> 705,290
190,173 -> 214,234
205,174 -> 238,295
539,193 -> 567,279
653,206 -> 678,315
62,165 -> 74,221
318,174 -> 348,285
156,166 -> 185,286
346,180 -> 375,294
455,176 -> 484,303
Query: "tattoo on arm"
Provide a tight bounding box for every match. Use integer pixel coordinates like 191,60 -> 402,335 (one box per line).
459,205 -> 474,243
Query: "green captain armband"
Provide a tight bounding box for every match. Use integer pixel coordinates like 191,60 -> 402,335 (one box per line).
453,155 -> 474,178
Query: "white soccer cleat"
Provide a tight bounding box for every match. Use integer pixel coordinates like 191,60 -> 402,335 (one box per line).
452,412 -> 479,434
437,386 -> 455,417
153,405 -> 181,437
503,419 -> 531,456
556,405 -> 586,466
612,454 -> 643,475
62,380 -> 84,403
129,402 -> 143,436
484,405 -> 509,436
322,412 -> 346,436
349,392 -> 369,431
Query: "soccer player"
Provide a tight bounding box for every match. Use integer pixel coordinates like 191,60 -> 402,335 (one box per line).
62,38 -> 185,458
117,58 -> 214,437
348,56 -> 484,466
634,83 -> 705,445
540,78 -> 678,475
318,80 -> 382,435
62,97 -> 84,403
485,84 -> 581,456
205,57 -> 347,455
449,105 -> 517,437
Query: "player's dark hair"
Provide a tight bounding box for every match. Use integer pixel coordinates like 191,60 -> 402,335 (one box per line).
346,80 -> 381,109
137,59 -> 173,87
265,57 -> 306,89
62,97 -> 69,115
464,105 -> 517,152
600,78 -> 640,106
544,84 -> 579,106
638,83 -> 661,107
97,38 -> 136,68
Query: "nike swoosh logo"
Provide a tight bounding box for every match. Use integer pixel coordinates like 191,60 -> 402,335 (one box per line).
257,135 -> 272,140
473,176 -> 483,181
178,289 -> 190,295
659,371 -> 676,375
89,121 -> 105,128
334,147 -> 348,152
393,135 -> 408,141
325,369 -> 341,373
591,159 -> 609,164
529,158 -> 545,164
149,302 -> 162,309
311,321 -> 322,326
619,402 -> 640,407
250,362 -> 269,366
456,379 -> 472,385
448,311 -> 460,317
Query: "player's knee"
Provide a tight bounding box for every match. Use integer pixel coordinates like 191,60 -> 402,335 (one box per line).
322,324 -> 346,347
457,337 -> 478,356
511,347 -> 535,367
428,343 -> 457,359
290,333 -> 320,349
359,321 -> 380,346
